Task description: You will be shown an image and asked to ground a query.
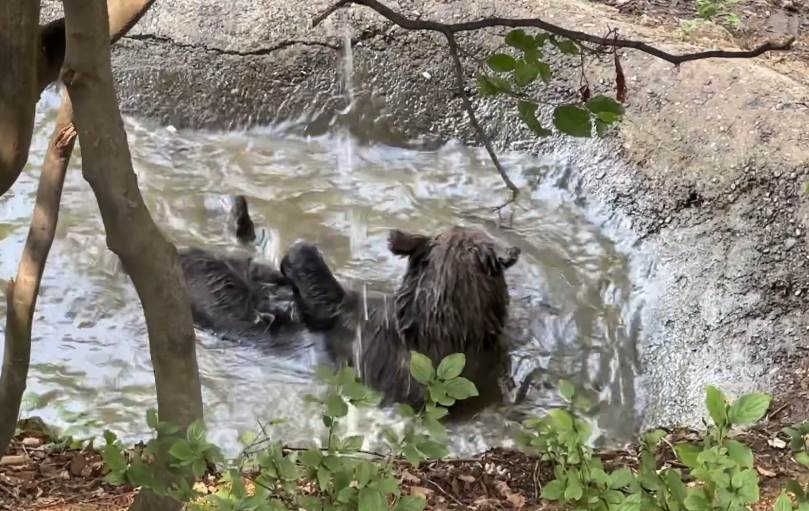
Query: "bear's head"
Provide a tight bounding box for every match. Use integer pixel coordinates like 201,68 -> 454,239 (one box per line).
388,226 -> 520,357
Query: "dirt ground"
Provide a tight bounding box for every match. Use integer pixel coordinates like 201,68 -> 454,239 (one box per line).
2,404 -> 808,511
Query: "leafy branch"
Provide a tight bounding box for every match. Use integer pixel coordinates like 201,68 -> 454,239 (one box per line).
312,0 -> 793,209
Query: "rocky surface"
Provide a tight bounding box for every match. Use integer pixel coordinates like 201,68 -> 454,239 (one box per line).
39,0 -> 809,433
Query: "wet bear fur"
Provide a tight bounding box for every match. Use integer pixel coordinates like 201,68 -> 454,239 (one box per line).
178,195 -> 521,409
280,227 -> 521,410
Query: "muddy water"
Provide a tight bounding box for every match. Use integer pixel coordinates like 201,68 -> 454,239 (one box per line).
0,90 -> 644,456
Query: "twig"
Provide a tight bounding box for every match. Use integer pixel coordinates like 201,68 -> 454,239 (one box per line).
422,476 -> 465,507
445,33 -> 520,199
313,0 -> 795,65
769,402 -> 790,420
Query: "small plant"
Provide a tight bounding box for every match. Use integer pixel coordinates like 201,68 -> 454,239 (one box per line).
776,421 -> 809,511
665,386 -> 770,511
518,380 -> 632,511
478,29 -> 625,139
97,351 -> 478,511
696,0 -> 742,29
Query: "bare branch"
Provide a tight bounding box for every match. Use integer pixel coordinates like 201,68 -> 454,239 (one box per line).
445,33 -> 519,199
314,0 -> 794,64
0,100 -> 76,456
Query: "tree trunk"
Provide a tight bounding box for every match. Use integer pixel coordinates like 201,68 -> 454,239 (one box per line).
0,102 -> 76,455
0,1 -> 40,197
0,0 -> 161,459
61,1 -> 203,509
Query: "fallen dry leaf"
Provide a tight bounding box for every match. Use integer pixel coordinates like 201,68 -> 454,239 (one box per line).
757,466 -> 777,478
458,474 -> 476,483
0,455 -> 30,466
410,485 -> 434,499
768,437 -> 787,449
69,453 -> 87,476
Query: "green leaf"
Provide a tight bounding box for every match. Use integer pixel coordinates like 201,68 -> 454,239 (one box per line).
300,449 -> 322,468
558,380 -> 576,402
186,419 -> 206,444
609,467 -> 634,489
514,60 -> 539,87
674,443 -> 701,469
541,479 -> 565,500
684,489 -> 710,511
423,417 -> 448,442
705,385 -> 729,428
343,381 -> 370,402
325,393 -> 349,418
723,439 -> 754,468
775,493 -> 794,511
586,95 -> 625,115
553,38 -> 580,55
425,405 -> 449,421
101,445 -> 127,472
316,365 -> 336,383
733,468 -> 759,502
487,54 -> 517,73
379,477 -> 400,495
191,458 -> 207,478
728,393 -> 772,426
505,29 -> 536,51
317,465 -> 331,491
564,478 -> 583,501
355,461 -> 377,488
146,409 -> 159,430
168,440 -> 196,461
477,75 -> 511,97
796,451 -> 809,469
409,352 -> 435,385
547,409 -> 574,431
337,486 -> 357,503
359,487 -> 386,511
517,101 -> 552,137
417,440 -> 449,459
336,366 -> 357,386
404,445 -> 425,467
537,62 -> 552,83
341,435 -> 364,452
437,353 -> 466,380
399,404 -> 417,418
553,105 -> 592,137
396,495 -> 427,511
445,377 -> 478,400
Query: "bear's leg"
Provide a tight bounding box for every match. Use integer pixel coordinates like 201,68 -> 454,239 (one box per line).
280,242 -> 346,331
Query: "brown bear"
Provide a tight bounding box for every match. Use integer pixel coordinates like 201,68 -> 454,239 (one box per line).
280,226 -> 521,409
179,196 -> 521,409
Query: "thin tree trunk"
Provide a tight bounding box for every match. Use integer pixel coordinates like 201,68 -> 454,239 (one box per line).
0,0 -> 161,459
0,0 -> 158,198
0,103 -> 76,455
0,1 -> 40,197
61,1 -> 203,509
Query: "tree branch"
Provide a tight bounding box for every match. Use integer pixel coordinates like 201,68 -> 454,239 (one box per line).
445,33 -> 519,200
61,0 -> 203,508
314,0 -> 793,202
0,0 -> 161,461
313,0 -> 795,64
0,102 -> 75,456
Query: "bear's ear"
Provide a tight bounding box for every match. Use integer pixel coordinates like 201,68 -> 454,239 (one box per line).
497,247 -> 521,270
388,230 -> 429,256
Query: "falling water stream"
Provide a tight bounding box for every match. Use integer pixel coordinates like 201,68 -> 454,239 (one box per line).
0,37 -> 647,457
